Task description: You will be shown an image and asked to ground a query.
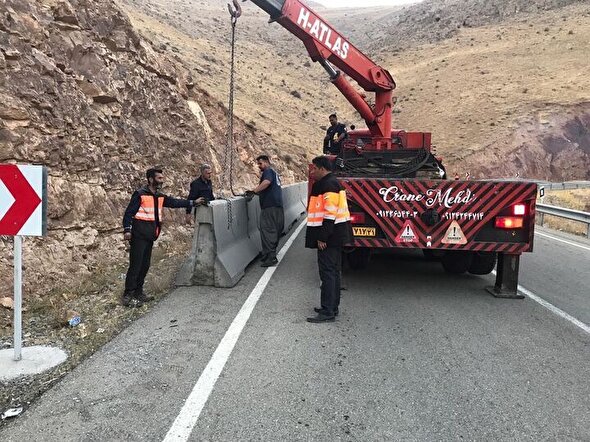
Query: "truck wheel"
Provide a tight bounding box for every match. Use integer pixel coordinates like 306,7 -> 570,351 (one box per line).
347,248 -> 371,270
441,251 -> 474,274
468,252 -> 497,275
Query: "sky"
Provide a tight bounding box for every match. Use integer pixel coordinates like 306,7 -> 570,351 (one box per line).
315,0 -> 422,8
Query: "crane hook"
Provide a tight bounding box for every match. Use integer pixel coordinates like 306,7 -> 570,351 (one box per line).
227,0 -> 242,22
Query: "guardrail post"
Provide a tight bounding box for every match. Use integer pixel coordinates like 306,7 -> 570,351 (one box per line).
587,223 -> 590,238
486,253 -> 524,299
537,212 -> 544,227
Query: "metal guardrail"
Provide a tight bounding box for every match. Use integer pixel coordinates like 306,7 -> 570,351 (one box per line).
537,181 -> 590,190
536,204 -> 590,238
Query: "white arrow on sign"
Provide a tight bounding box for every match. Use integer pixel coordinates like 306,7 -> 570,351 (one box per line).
0,179 -> 16,221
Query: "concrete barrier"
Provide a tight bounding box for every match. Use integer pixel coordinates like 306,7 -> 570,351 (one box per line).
177,182 -> 307,287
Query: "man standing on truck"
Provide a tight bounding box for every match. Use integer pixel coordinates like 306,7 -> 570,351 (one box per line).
306,156 -> 353,323
323,113 -> 347,155
122,167 -> 198,307
250,155 -> 284,267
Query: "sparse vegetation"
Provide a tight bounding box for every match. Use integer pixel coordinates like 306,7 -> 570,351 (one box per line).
538,189 -> 590,236
0,238 -> 190,422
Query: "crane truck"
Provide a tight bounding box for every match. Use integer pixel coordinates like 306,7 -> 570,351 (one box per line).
242,0 -> 537,298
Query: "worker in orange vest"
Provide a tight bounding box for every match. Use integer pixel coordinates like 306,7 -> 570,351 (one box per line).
305,156 -> 353,323
122,167 -> 199,307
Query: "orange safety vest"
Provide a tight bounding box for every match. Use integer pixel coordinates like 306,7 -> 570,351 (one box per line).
134,195 -> 164,222
307,190 -> 350,227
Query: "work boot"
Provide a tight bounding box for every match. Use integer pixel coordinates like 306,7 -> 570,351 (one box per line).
260,258 -> 278,267
135,291 -> 154,303
314,307 -> 339,316
122,292 -> 143,307
306,313 -> 335,323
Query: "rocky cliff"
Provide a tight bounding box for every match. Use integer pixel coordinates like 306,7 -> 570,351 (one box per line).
0,0 -> 306,300
460,103 -> 590,180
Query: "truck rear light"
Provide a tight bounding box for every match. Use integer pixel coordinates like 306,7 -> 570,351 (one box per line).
495,216 -> 524,229
350,212 -> 366,224
512,204 -> 526,216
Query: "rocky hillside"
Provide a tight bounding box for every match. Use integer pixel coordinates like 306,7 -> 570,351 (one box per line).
379,1 -> 590,179
116,0 -> 361,160
369,0 -> 586,50
0,0 -> 306,302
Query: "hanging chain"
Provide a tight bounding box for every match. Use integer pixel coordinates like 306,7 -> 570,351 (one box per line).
224,0 -> 242,229
225,1 -> 241,198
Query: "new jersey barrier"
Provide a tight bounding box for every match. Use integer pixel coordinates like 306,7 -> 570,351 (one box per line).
177,182 -> 307,287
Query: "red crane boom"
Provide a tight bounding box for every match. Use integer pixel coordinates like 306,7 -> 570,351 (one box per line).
249,0 -> 396,149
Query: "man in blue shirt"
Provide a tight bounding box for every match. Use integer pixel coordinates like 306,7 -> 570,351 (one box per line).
250,155 -> 284,267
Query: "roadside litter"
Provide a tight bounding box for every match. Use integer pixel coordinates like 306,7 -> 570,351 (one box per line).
1,407 -> 23,420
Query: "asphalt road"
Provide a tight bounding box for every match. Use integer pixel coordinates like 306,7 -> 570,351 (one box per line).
520,227 -> 590,326
1,225 -> 588,441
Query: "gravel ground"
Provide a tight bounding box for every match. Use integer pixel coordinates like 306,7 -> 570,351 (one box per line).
0,238 -> 190,427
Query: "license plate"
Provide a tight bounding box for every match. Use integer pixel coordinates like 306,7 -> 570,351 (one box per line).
353,227 -> 376,237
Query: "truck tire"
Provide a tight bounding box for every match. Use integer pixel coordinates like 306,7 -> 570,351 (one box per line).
347,248 -> 371,270
441,251 -> 474,274
468,252 -> 497,275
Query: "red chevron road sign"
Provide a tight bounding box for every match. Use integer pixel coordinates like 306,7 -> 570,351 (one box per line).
0,164 -> 46,236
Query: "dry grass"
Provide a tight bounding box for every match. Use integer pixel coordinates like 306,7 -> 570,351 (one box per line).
537,188 -> 590,236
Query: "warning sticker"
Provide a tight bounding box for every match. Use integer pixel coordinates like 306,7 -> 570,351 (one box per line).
395,220 -> 419,243
441,220 -> 467,245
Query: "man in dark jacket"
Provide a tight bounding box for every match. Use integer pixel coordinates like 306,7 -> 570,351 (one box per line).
305,156 -> 353,323
122,167 -> 197,307
185,164 -> 215,224
323,113 -> 347,155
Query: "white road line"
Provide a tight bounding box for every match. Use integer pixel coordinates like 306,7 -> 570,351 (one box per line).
536,231 -> 590,252
491,271 -> 590,336
163,220 -> 307,442
520,286 -> 590,335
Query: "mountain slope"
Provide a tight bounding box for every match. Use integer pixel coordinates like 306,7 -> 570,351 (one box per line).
369,0 -> 585,50
381,1 -> 590,179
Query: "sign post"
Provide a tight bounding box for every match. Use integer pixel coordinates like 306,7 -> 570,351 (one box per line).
0,164 -> 46,361
538,187 -> 545,226
13,235 -> 22,361
0,164 -> 66,381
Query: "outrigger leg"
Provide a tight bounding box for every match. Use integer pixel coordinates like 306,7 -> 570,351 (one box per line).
486,253 -> 524,299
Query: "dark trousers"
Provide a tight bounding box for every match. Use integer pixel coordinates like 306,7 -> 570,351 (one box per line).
260,207 -> 284,262
124,236 -> 154,295
317,246 -> 342,315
